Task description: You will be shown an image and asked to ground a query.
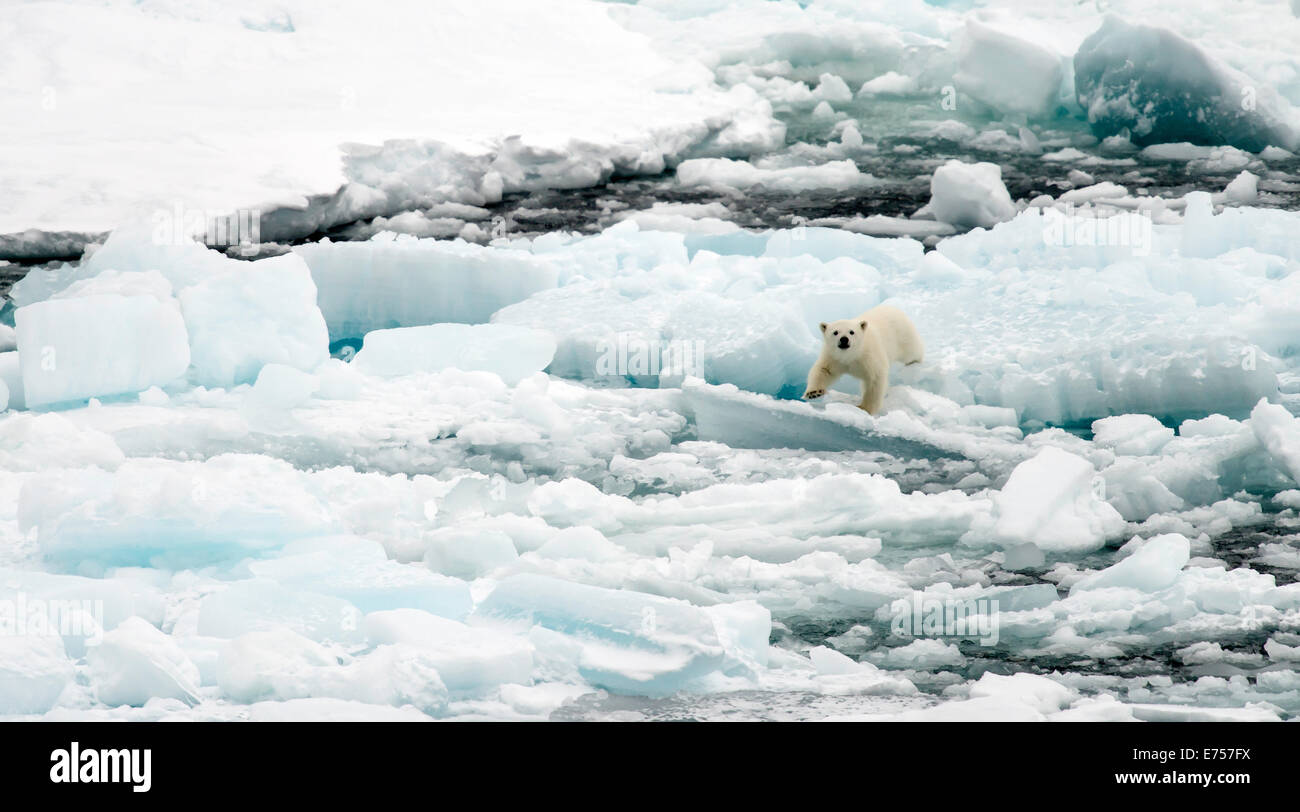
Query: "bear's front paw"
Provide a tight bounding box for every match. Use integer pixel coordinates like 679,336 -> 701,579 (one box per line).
804,388 -> 825,400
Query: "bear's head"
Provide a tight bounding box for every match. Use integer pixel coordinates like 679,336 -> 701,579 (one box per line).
819,318 -> 867,354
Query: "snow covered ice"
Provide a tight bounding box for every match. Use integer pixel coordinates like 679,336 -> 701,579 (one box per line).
4,0 -> 1300,725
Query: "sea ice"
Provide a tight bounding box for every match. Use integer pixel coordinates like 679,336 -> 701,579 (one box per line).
87,617 -> 201,707
1092,414 -> 1175,456
953,18 -> 1068,119
982,446 -> 1125,553
21,455 -> 337,569
1070,533 -> 1191,593
676,158 -> 875,193
248,536 -> 473,619
1074,17 -> 1299,152
294,237 -> 560,339
352,323 -> 556,385
15,287 -> 190,408
926,160 -> 1017,229
363,609 -> 534,691
475,574 -> 767,695
178,252 -> 328,387
0,635 -> 75,715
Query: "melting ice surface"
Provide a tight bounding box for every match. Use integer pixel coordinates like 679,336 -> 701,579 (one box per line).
4,0 -> 1300,721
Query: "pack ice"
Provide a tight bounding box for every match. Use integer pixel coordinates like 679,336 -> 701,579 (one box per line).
3,190 -> 1300,721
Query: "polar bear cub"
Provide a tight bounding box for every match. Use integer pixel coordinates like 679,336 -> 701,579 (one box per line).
804,304 -> 924,415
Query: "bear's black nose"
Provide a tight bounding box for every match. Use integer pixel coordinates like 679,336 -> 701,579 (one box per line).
838,337 -> 850,348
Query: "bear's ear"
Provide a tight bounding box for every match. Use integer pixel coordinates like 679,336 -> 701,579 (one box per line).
859,320 -> 867,330
819,322 -> 828,334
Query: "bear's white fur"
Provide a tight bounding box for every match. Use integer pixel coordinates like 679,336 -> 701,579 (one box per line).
804,304 -> 924,414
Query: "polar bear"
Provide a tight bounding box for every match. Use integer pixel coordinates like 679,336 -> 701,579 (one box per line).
803,304 -> 924,415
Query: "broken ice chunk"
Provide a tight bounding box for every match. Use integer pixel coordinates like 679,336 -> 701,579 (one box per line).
16,288 -> 189,408
987,446 -> 1125,553
926,160 -> 1016,229
0,635 -> 75,715
1070,533 -> 1190,593
1074,17 -> 1299,152
475,574 -> 766,695
87,617 -> 201,707
352,323 -> 555,385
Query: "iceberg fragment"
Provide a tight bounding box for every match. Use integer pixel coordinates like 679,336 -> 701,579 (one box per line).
1074,17 -> 1299,152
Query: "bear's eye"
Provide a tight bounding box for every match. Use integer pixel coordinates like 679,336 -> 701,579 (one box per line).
832,330 -> 838,335
849,330 -> 854,335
